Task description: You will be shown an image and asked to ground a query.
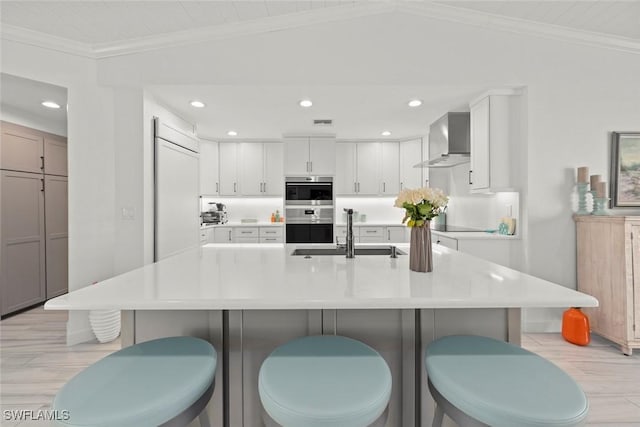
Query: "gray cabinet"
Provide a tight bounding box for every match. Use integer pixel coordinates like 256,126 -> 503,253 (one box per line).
45,175 -> 68,298
0,170 -> 46,315
0,122 -> 68,316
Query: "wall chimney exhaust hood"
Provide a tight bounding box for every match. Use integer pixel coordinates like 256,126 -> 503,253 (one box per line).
415,112 -> 470,168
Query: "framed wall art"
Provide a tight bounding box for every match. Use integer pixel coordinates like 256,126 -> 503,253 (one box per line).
610,131 -> 640,207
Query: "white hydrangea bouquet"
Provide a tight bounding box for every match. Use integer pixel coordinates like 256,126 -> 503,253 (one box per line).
394,187 -> 448,227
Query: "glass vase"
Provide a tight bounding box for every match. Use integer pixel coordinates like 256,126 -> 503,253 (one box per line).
410,222 -> 432,272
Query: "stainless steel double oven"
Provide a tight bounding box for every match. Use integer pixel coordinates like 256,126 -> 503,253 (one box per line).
285,176 -> 334,243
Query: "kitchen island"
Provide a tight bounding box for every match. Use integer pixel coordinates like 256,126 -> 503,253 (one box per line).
46,244 -> 597,427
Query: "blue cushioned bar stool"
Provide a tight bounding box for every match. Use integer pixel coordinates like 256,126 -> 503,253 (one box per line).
425,335 -> 588,427
53,336 -> 217,427
259,335 -> 392,427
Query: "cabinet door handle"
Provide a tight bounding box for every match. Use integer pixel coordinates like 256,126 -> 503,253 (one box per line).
388,229 -> 391,240
468,171 -> 473,185
40,156 -> 44,170
306,161 -> 309,172
366,230 -> 377,233
354,182 -> 357,193
309,161 -> 313,172
228,230 -> 232,241
383,182 -> 386,193
400,182 -> 403,190
263,182 -> 266,193
216,182 -> 219,193
41,178 -> 44,192
234,182 -> 237,193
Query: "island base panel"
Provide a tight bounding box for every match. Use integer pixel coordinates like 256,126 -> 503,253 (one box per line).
123,308 -> 519,427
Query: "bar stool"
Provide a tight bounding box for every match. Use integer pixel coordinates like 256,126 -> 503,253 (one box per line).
259,335 -> 392,427
425,335 -> 588,427
52,336 -> 217,427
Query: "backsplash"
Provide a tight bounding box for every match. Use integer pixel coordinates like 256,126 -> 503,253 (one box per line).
201,197 -> 283,223
335,197 -> 402,224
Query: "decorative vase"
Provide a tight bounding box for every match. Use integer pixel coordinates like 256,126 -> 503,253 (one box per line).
89,309 -> 121,343
410,222 -> 433,273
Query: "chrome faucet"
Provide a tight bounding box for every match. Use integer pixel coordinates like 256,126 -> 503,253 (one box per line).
344,208 -> 355,258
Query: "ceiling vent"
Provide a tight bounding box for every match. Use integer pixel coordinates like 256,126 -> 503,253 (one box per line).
313,119 -> 333,126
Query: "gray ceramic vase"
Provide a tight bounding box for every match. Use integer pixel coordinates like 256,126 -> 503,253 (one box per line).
410,223 -> 432,272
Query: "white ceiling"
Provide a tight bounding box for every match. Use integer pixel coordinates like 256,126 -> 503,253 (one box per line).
1,73 -> 68,130
2,1 -> 639,45
148,84 -> 491,140
2,1 -> 638,140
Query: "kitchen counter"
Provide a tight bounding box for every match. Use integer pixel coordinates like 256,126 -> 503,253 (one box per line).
45,244 -> 596,311
432,230 -> 519,240
45,244 -> 598,426
201,221 -> 284,229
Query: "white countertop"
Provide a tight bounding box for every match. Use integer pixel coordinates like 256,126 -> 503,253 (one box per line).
201,222 -> 284,228
45,244 -> 597,311
431,230 -> 519,240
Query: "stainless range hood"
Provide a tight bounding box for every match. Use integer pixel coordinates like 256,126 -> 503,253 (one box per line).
415,112 -> 470,168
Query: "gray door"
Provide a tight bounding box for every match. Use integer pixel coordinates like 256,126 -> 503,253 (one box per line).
1,170 -> 46,315
1,123 -> 43,174
43,135 -> 67,177
45,175 -> 68,298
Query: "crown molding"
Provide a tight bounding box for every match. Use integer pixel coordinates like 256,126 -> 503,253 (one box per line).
400,2 -> 640,55
1,24 -> 93,58
2,2 -> 638,59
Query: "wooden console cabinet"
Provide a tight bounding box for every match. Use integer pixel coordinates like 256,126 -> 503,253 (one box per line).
575,215 -> 640,355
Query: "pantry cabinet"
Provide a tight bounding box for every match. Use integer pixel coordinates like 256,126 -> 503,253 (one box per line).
575,215 -> 640,355
284,137 -> 336,176
0,122 -> 68,316
469,89 -> 522,193
199,141 -> 219,195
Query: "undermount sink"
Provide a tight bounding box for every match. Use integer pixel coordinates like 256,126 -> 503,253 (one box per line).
291,246 -> 406,257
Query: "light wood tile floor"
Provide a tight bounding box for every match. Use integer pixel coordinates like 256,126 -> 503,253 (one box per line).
1,307 -> 639,426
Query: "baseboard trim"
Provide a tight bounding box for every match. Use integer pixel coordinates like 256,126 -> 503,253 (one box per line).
66,326 -> 95,346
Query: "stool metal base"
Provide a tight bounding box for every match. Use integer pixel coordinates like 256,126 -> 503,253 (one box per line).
262,405 -> 389,427
428,379 -> 488,427
160,380 -> 215,427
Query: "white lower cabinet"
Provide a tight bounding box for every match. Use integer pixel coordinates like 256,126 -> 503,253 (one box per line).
207,226 -> 284,244
386,226 -> 406,243
359,226 -> 385,243
212,227 -> 234,243
433,232 -> 512,267
335,225 -> 408,244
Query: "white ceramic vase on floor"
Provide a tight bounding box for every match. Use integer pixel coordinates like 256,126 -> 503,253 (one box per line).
88,310 -> 121,343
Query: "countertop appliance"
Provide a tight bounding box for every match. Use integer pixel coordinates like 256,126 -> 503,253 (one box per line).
154,117 -> 200,261
416,112 -> 470,168
285,176 -> 334,243
202,202 -> 227,224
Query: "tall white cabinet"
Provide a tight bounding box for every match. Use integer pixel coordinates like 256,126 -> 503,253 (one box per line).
1,122 -> 68,316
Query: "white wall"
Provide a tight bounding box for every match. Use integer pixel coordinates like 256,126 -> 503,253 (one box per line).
1,39 -> 117,344
3,10 -> 639,336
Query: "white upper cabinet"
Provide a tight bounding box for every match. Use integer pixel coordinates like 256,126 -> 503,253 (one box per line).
239,142 -> 284,196
240,143 -> 264,196
263,143 -> 283,196
335,143 -> 357,194
219,142 -> 239,195
356,143 -> 380,195
399,139 -> 424,190
469,89 -> 523,193
43,135 -> 67,177
336,142 -> 402,196
284,137 -> 336,176
380,142 -> 399,195
199,141 -> 219,195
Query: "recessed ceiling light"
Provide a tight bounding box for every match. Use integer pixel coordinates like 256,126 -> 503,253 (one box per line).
381,131 -> 392,136
227,130 -> 238,136
299,99 -> 313,108
41,101 -> 61,109
190,100 -> 206,108
408,99 -> 422,108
